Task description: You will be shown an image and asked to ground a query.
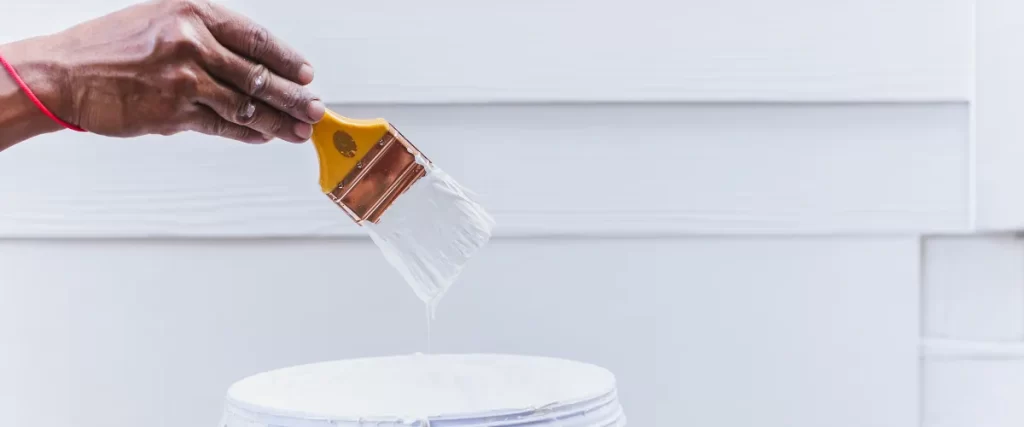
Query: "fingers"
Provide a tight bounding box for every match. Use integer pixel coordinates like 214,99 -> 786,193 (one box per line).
187,105 -> 273,144
194,76 -> 313,143
170,0 -> 322,141
203,43 -> 325,124
195,1 -> 313,85
186,0 -> 324,124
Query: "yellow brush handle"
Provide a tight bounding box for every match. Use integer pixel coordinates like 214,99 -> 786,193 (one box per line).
310,109 -> 391,193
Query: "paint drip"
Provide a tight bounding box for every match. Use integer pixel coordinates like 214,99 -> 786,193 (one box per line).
364,155 -> 495,349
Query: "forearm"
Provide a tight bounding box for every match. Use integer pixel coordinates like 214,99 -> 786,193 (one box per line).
0,37 -> 70,152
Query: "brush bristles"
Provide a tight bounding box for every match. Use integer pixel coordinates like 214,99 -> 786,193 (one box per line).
364,159 -> 495,318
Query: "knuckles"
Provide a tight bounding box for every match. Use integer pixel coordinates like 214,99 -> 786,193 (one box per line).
280,86 -> 305,109
245,64 -> 270,95
212,117 -> 231,137
153,20 -> 208,60
159,0 -> 209,18
235,98 -> 257,125
245,24 -> 272,60
267,111 -> 286,134
150,0 -> 214,61
160,65 -> 203,99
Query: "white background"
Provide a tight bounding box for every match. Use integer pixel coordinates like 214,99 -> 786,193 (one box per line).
3,1 -> 1024,427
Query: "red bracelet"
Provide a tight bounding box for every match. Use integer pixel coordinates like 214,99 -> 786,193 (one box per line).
0,52 -> 85,132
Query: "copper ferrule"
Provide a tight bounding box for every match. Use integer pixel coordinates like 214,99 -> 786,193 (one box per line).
326,127 -> 428,224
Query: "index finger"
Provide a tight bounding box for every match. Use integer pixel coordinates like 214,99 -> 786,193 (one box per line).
195,1 -> 314,85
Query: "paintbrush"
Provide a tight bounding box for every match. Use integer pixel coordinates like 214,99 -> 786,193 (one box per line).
310,109 -> 496,316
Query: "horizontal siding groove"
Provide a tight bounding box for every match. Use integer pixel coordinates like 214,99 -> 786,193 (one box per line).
924,230 -> 1024,238
0,231 -> 932,242
319,100 -> 973,107
0,217 -> 971,240
312,93 -> 973,106
322,101 -> 970,108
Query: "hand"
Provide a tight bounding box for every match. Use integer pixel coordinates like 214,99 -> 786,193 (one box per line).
2,0 -> 324,144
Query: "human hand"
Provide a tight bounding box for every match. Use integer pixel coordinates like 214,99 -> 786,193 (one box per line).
2,0 -> 323,143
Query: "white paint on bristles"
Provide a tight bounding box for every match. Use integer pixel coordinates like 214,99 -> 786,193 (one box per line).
223,354 -> 625,427
365,156 -> 495,319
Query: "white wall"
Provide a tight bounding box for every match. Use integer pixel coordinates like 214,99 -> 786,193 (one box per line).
0,103 -> 970,237
0,0 -> 973,102
4,0 -> 1024,427
0,237 -> 920,427
922,236 -> 1024,427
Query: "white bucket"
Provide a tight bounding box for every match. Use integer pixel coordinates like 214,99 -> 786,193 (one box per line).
220,354 -> 626,427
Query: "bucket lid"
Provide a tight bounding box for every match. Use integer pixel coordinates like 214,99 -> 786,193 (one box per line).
222,353 -> 625,427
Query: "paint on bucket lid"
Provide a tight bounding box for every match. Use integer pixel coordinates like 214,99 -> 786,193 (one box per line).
221,354 -> 626,427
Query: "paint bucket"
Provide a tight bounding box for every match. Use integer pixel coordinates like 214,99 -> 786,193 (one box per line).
220,354 -> 626,427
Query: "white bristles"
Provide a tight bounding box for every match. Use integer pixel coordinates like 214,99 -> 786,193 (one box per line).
364,155 -> 495,319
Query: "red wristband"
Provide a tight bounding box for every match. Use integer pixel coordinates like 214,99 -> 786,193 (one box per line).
0,52 -> 85,132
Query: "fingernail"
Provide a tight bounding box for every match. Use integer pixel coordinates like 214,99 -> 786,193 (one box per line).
241,101 -> 256,119
294,122 -> 312,140
298,64 -> 314,85
307,99 -> 325,122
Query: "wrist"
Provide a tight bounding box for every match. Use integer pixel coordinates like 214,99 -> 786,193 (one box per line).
0,35 -> 76,150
